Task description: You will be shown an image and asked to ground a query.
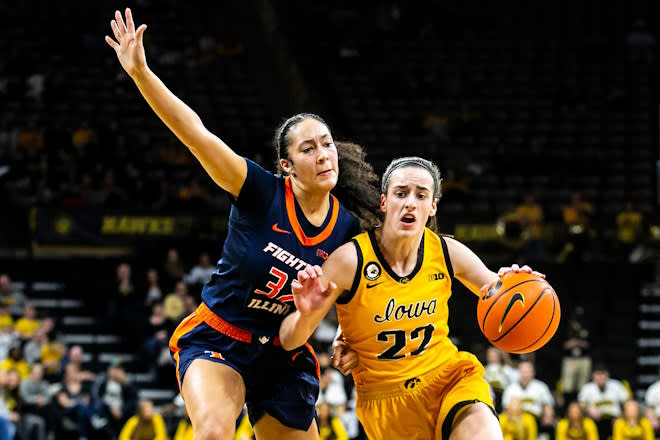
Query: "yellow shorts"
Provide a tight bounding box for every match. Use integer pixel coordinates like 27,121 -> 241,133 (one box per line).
355,351 -> 494,440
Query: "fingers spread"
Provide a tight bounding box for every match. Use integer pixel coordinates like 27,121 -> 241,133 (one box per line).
111,20 -> 122,42
125,7 -> 136,34
115,10 -> 128,34
104,35 -> 119,51
136,24 -> 147,41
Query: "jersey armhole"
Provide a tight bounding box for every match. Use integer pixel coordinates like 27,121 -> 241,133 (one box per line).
439,236 -> 454,279
336,239 -> 363,305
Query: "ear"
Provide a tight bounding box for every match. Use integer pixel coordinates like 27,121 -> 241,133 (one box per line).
280,158 -> 291,175
380,194 -> 387,213
429,198 -> 438,217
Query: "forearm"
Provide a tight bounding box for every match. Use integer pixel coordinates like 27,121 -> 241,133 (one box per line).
131,68 -> 244,195
280,311 -> 323,351
133,68 -> 206,148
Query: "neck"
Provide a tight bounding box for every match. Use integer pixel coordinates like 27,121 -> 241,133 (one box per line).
290,180 -> 330,227
375,227 -> 423,277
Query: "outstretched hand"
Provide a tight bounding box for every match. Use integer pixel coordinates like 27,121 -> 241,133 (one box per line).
105,8 -> 148,79
291,265 -> 337,316
480,264 -> 545,296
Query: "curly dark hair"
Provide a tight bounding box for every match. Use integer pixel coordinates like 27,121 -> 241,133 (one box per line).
273,113 -> 382,229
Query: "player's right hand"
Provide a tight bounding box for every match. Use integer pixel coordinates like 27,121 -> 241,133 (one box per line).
331,339 -> 358,376
105,8 -> 148,79
291,265 -> 337,317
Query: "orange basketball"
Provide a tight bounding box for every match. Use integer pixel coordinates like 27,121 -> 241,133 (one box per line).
477,272 -> 560,354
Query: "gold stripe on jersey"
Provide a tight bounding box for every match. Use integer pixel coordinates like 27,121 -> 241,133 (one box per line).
336,228 -> 458,391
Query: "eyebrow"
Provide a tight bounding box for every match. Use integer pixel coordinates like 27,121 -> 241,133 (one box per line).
298,134 -> 332,146
393,184 -> 432,192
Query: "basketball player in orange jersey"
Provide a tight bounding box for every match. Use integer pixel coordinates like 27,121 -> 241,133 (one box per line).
280,156 -> 544,439
105,8 -> 380,440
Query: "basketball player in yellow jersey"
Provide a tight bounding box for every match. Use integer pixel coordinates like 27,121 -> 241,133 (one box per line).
280,157 -> 543,439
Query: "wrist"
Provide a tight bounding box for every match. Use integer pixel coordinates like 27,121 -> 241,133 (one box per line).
131,65 -> 152,84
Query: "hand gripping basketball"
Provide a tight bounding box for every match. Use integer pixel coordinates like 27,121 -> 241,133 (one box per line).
478,270 -> 560,354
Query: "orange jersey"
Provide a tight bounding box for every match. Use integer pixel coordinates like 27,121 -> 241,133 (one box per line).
336,228 -> 457,390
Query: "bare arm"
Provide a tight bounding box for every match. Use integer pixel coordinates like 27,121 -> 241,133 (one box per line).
444,236 -> 498,296
105,8 -> 246,197
279,243 -> 358,350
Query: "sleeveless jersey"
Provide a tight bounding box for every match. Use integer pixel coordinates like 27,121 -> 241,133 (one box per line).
202,159 -> 360,337
336,228 -> 457,388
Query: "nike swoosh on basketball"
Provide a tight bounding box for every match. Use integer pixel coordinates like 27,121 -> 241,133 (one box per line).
366,281 -> 385,289
272,223 -> 291,234
499,292 -> 525,333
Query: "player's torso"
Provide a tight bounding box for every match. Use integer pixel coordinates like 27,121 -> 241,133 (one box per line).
336,228 -> 457,387
204,178 -> 356,336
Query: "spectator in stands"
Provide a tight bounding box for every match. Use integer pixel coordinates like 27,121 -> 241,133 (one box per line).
498,397 -> 537,440
317,401 -> 349,440
0,274 -> 26,318
514,194 -> 545,262
163,281 -> 189,325
60,345 -> 96,383
483,346 -> 519,412
537,403 -> 557,440
644,370 -> 660,436
140,302 -> 174,383
145,268 -> 163,306
502,361 -> 554,423
560,191 -> 593,263
626,19 -> 656,63
38,325 -> 65,382
14,302 -> 40,341
0,303 -> 13,333
560,308 -> 591,404
1,346 -> 29,380
18,363 -> 49,440
183,252 -> 215,287
71,120 -> 96,153
163,248 -> 185,293
555,401 -> 598,440
0,370 -> 19,440
578,363 -> 631,440
49,363 -> 94,440
616,201 -> 643,261
118,399 -> 167,440
612,399 -> 653,440
91,361 -> 137,440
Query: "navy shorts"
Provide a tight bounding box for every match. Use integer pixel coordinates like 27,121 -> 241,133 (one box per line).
170,303 -> 320,431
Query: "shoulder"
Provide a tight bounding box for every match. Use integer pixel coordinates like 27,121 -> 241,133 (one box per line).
325,241 -> 360,292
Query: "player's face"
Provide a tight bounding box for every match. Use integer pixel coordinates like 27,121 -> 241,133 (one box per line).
380,166 -> 437,237
281,118 -> 338,194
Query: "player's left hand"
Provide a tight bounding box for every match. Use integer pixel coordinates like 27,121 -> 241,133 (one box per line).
291,265 -> 337,316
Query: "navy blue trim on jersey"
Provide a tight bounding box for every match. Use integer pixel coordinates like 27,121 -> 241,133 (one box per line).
367,229 -> 425,283
336,239 -> 363,305
439,236 -> 454,279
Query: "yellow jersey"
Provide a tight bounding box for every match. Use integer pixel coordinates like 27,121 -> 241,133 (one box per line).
336,228 -> 457,390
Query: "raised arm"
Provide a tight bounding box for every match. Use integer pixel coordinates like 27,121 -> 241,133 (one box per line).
105,8 -> 246,197
279,242 -> 358,351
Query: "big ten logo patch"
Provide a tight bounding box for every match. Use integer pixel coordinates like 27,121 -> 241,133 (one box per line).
427,272 -> 446,282
364,262 -> 381,281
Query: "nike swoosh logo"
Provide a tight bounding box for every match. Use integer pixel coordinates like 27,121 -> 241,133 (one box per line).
366,281 -> 385,289
272,223 -> 291,234
499,292 -> 525,333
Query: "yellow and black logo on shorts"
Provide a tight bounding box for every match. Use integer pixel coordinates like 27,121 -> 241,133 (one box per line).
404,377 -> 421,390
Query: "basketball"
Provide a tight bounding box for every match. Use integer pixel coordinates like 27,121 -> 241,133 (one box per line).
477,272 -> 561,354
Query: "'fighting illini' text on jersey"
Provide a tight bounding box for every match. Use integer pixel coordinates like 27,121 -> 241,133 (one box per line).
336,228 -> 457,390
201,159 -> 361,338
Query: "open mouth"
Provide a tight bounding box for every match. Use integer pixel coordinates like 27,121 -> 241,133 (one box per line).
401,214 -> 415,224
